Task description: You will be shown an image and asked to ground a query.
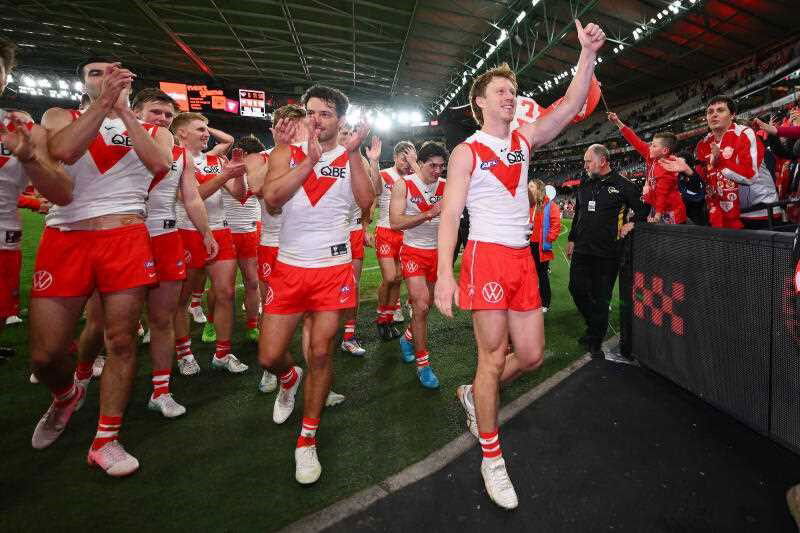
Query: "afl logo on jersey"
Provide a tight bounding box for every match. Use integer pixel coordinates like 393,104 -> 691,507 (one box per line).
428,194 -> 442,204
506,150 -> 525,164
0,143 -> 12,157
480,159 -> 499,170
111,134 -> 133,147
320,165 -> 348,179
203,165 -> 221,174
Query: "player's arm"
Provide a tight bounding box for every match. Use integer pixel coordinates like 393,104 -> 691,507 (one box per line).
262,144 -> 317,208
206,127 -> 234,156
345,125 -> 376,210
364,135 -> 382,195
116,106 -> 172,175
518,20 -> 605,149
434,143 -> 471,318
1,117 -> 74,205
390,179 -> 437,230
180,155 -> 213,236
44,64 -> 131,164
719,128 -> 759,185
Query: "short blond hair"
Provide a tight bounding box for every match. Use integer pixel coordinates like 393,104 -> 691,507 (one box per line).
469,63 -> 517,126
171,112 -> 207,134
273,104 -> 306,122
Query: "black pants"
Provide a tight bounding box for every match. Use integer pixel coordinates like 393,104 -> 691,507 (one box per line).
529,243 -> 551,308
568,252 -> 620,348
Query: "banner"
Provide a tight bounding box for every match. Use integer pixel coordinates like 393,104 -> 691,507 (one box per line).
513,76 -> 601,129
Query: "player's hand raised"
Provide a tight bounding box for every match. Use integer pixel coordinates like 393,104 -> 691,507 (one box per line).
0,115 -> 36,162
271,118 -> 297,146
575,20 -> 605,54
365,135 -> 382,162
343,119 -> 370,153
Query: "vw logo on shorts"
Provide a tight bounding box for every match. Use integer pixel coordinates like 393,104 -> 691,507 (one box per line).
379,244 -> 391,256
482,281 -> 504,304
32,270 -> 53,292
184,249 -> 192,265
262,262 -> 272,278
264,286 -> 274,306
405,260 -> 419,273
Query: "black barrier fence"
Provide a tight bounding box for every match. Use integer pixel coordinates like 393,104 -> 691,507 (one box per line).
629,224 -> 800,453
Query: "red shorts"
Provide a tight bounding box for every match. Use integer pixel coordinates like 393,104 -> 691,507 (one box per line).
458,240 -> 541,311
0,249 -> 21,317
232,230 -> 258,260
350,229 -> 365,261
375,226 -> 403,260
150,231 -> 187,282
179,228 -> 235,269
31,224 -> 156,298
257,245 -> 279,282
400,245 -> 438,283
265,261 -> 356,314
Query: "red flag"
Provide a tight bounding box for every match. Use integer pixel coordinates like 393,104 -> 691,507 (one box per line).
513,76 -> 602,129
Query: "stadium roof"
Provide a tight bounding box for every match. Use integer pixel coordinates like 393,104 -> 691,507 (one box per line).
2,0 -> 798,114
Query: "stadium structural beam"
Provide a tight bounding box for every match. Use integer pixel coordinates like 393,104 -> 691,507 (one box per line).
280,0 -> 311,79
391,0 -> 419,98
209,0 -> 264,78
132,0 -> 214,77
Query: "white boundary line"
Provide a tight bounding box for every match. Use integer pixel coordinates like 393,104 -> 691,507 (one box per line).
281,340 -> 611,533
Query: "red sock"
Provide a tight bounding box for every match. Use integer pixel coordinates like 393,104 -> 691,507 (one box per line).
175,336 -> 192,360
151,369 -> 170,399
190,291 -> 203,308
404,328 -> 413,341
479,429 -> 502,460
52,382 -> 78,407
214,340 -> 231,360
246,317 -> 258,329
296,416 -> 319,448
415,350 -> 430,368
91,415 -> 122,451
278,367 -> 298,389
75,361 -> 93,381
343,320 -> 356,341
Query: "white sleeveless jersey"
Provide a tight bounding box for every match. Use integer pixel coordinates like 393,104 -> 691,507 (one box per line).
377,166 -> 402,228
145,145 -> 184,236
347,201 -> 362,232
176,152 -> 226,231
47,111 -> 160,226
463,129 -> 531,248
0,117 -> 30,250
258,148 -> 282,247
278,143 -> 356,267
402,174 -> 445,250
223,188 -> 260,233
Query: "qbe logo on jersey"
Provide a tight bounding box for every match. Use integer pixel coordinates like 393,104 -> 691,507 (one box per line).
482,281 -> 504,304
32,270 -> 53,292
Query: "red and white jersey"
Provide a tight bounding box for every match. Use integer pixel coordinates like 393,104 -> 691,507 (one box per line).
176,152 -> 226,231
377,166 -> 402,228
258,148 -> 282,246
402,174 -> 445,250
145,145 -> 184,237
47,111 -> 160,226
463,129 -> 532,248
223,187 -> 259,233
278,142 -> 356,267
0,115 -> 30,250
347,202 -> 362,232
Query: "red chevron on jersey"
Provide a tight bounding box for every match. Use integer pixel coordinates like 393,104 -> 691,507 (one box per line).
380,170 -> 396,186
149,145 -> 184,192
469,131 -> 524,196
87,123 -> 159,174
195,154 -> 222,184
302,150 -> 349,207
406,179 -> 446,212
0,156 -> 8,170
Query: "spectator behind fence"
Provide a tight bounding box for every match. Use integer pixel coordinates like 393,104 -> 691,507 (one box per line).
567,144 -> 649,358
607,112 -> 687,224
528,180 -> 562,312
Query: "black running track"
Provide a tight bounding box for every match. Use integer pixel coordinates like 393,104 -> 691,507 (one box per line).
326,358 -> 800,532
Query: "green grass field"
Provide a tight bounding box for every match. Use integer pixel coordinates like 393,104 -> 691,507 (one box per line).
0,212 -> 618,531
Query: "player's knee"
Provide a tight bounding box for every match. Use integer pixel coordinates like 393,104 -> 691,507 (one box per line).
104,330 -> 136,358
518,346 -> 545,373
215,284 -> 235,302
410,294 -> 430,315
147,309 -> 172,332
259,349 -> 280,369
243,277 -> 259,292
306,345 -> 331,369
29,345 -> 56,369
